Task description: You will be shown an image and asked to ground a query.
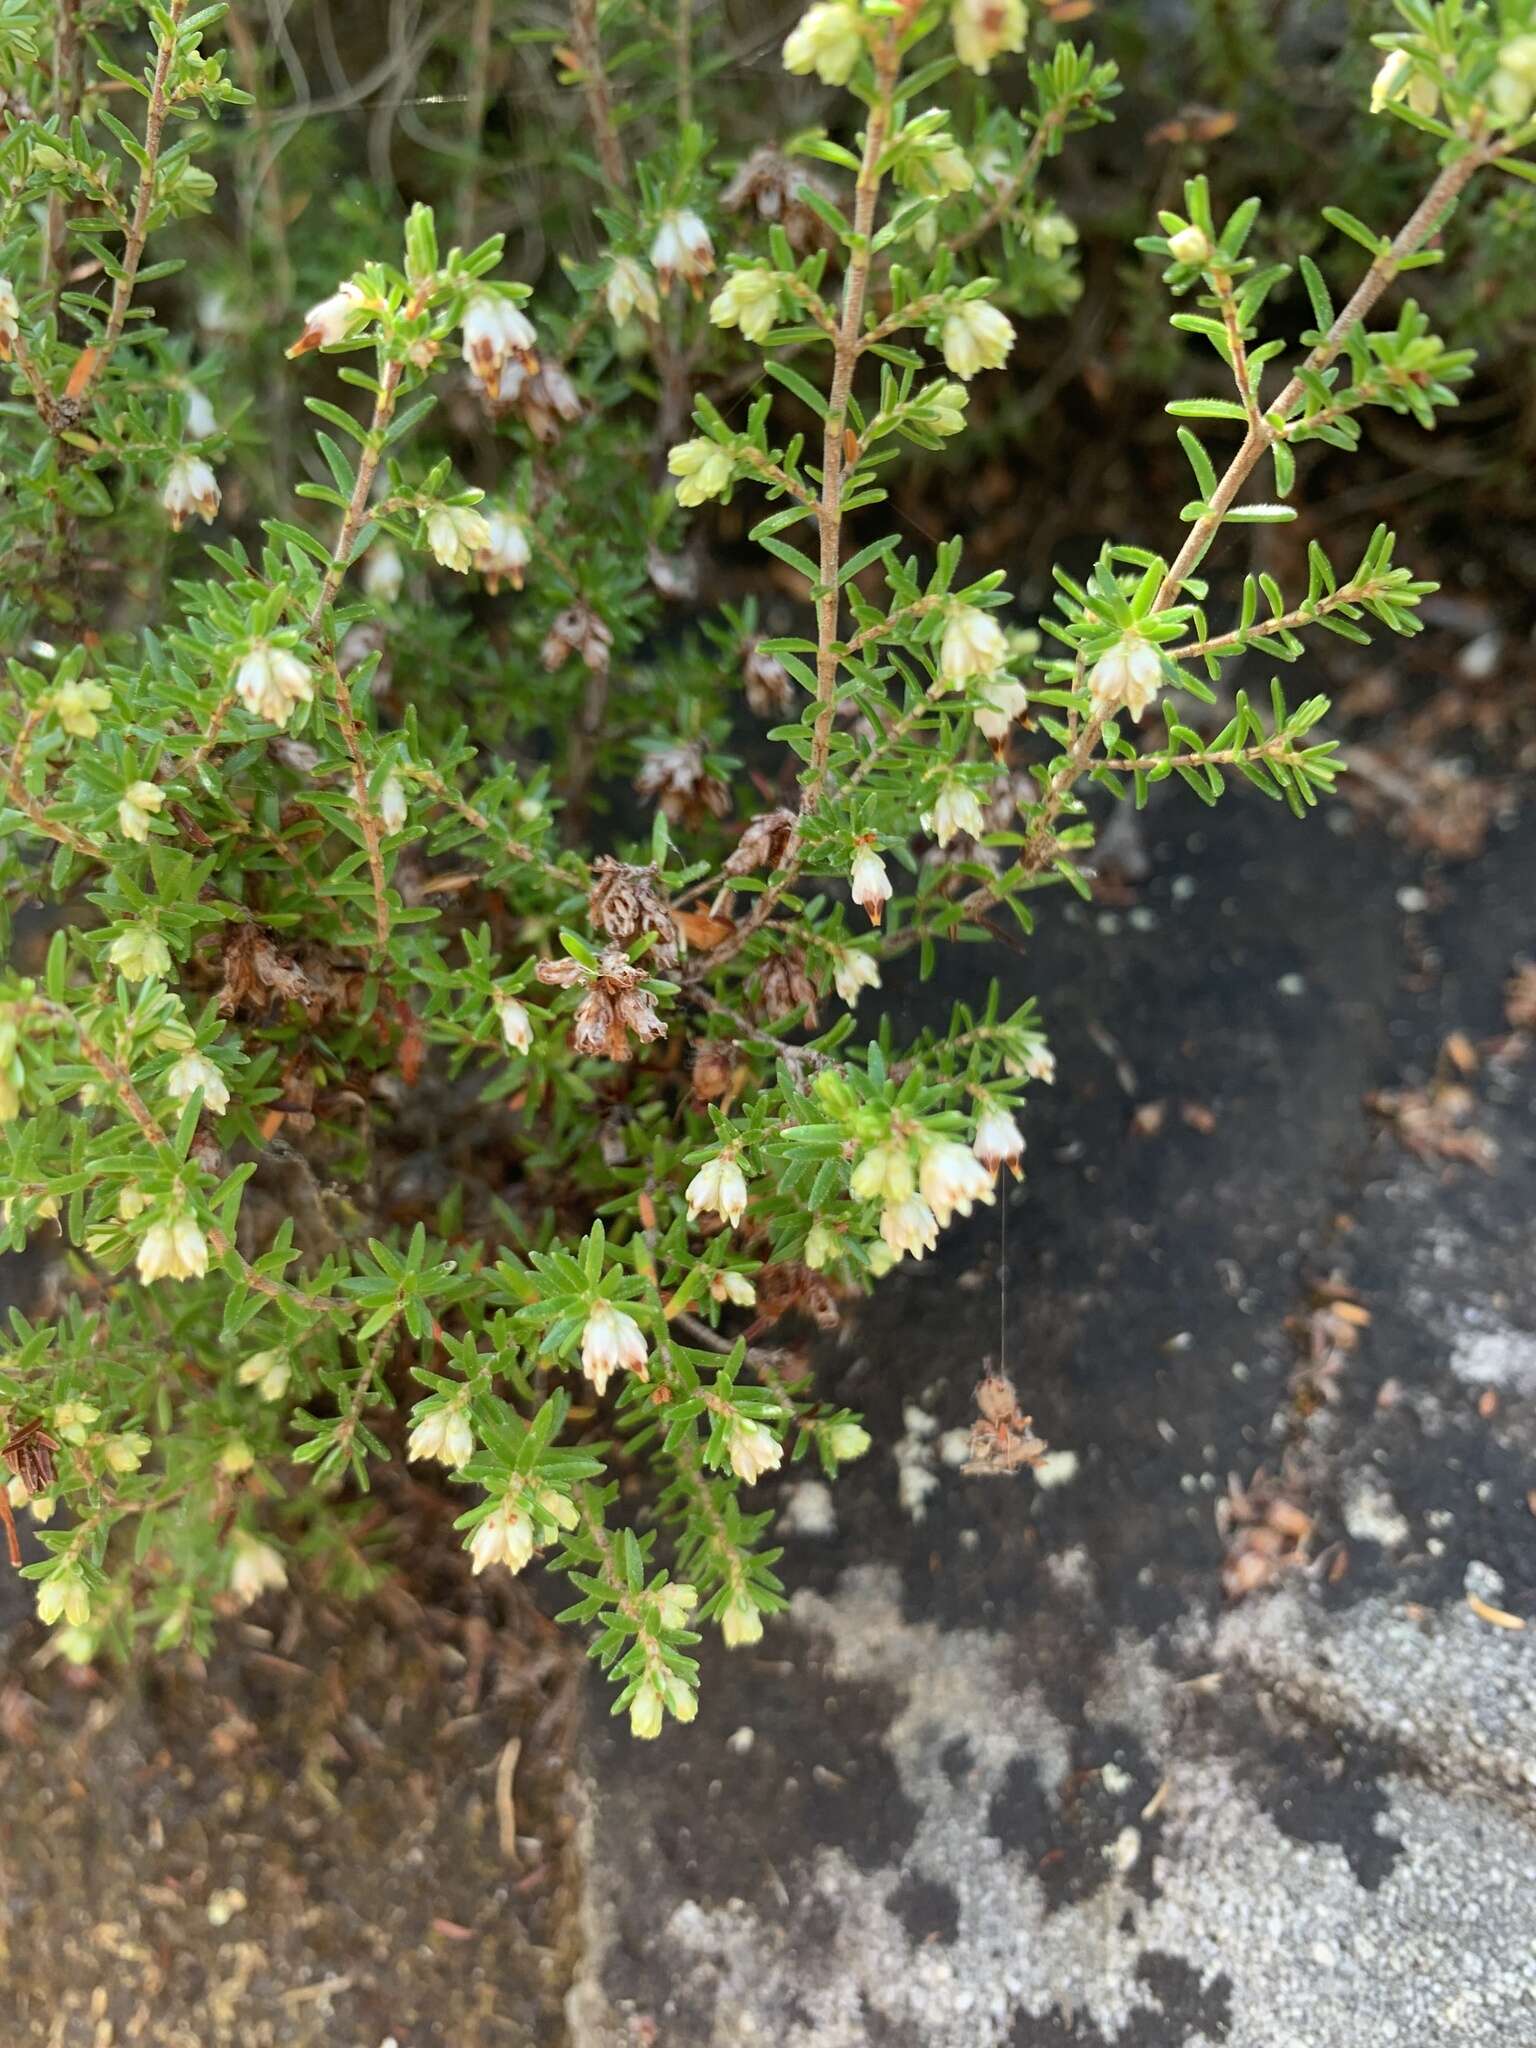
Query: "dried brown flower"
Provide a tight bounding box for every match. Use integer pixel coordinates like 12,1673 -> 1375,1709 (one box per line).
963,1372 -> 1047,1477
721,148 -> 839,254
588,856 -> 680,971
742,640 -> 796,718
756,948 -> 819,1028
723,808 -> 798,878
541,602 -> 613,676
634,741 -> 730,827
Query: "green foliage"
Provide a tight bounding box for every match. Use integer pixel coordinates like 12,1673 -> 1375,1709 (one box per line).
0,0 -> 1531,1731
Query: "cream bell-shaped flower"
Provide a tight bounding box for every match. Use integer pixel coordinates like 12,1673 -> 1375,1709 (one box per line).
649,209 -> 714,294
709,268 -> 783,344
950,0 -> 1026,74
469,1502 -> 535,1575
426,505 -> 491,573
849,1142 -> 914,1206
974,675 -> 1029,742
941,300 -> 1015,380
229,1533 -> 287,1607
238,1350 -> 291,1401
721,1592 -> 765,1647
475,508 -> 531,592
667,437 -> 736,507
136,1212 -> 209,1283
972,1104 -> 1025,1174
580,1301 -> 649,1396
918,1137 -> 996,1227
407,1404 -> 475,1469
236,643 -> 314,727
36,1571 -> 91,1629
728,1417 -> 783,1484
880,1194 -> 940,1262
1088,635 -> 1163,722
53,680 -> 111,738
833,948 -> 882,1007
378,773 -> 408,834
783,1 -> 863,84
162,454 -> 220,530
108,925 -> 172,983
165,1051 -> 230,1116
940,603 -> 1008,684
0,277 -> 19,360
925,780 -> 985,847
461,293 -> 538,394
363,542 -> 404,603
287,279 -> 369,356
851,844 -> 893,926
604,254 -> 660,328
497,997 -> 533,1053
686,1152 -> 749,1229
117,780 -> 164,843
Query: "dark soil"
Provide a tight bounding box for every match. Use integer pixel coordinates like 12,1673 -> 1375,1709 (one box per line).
0,1561 -> 581,2046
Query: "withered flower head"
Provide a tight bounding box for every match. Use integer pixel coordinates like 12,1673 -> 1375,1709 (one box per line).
538,946 -> 668,1063
720,148 -> 839,255
741,640 -> 795,718
588,856 -> 680,971
756,948 -> 819,1029
541,603 -> 613,676
489,358 -> 584,443
634,741 -> 731,827
723,808 -> 798,878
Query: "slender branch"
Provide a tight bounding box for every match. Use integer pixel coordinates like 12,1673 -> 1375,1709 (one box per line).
945,146 -> 1488,934
6,706 -> 101,859
77,0 -> 188,405
949,113 -> 1062,255
310,359 -> 406,955
20,1001 -> 345,1314
458,0 -> 496,245
44,0 -> 85,309
568,0 -> 629,194
806,41 -> 902,803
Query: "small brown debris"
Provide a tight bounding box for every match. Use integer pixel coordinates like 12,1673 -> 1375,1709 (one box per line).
1217,1467 -> 1313,1599
1467,1591 -> 1525,1631
1366,1081 -> 1499,1173
1130,1100 -> 1166,1138
1442,1030 -> 1478,1076
963,1372 -> 1047,1477
1180,1101 -> 1216,1135
1477,1388 -> 1499,1420
1505,962 -> 1536,1034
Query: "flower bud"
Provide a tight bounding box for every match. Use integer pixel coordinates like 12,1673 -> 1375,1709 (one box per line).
362,544 -> 405,604
720,1593 -> 765,1647
53,680 -> 111,738
826,1421 -> 871,1463
378,773 -> 408,834
1166,224 -> 1212,267
832,948 -> 881,1007
165,1050 -> 230,1116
